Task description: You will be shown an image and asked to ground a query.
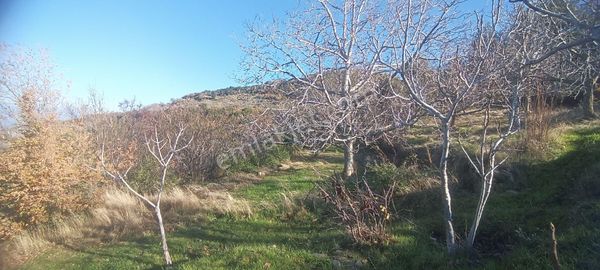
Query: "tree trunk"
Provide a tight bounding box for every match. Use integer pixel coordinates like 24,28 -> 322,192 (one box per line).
440,122 -> 457,254
467,193 -> 485,249
343,139 -> 356,179
155,207 -> 173,266
522,95 -> 530,130
550,222 -> 561,270
511,84 -> 522,132
582,77 -> 597,119
466,167 -> 495,250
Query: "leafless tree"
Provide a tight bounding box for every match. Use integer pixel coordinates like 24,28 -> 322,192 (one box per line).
509,0 -> 599,64
118,97 -> 142,112
0,44 -> 62,127
381,0 -> 504,253
455,16 -> 539,249
459,103 -> 520,249
510,0 -> 599,118
243,0 -> 417,178
99,124 -> 192,266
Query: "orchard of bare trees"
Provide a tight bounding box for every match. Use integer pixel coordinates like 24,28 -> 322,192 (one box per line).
245,0 -> 597,255
0,0 -> 598,269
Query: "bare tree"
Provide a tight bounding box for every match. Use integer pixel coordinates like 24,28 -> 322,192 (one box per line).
0,44 -> 62,126
381,0 -> 504,253
459,102 -> 520,249
451,9 -> 549,249
510,0 -> 599,118
118,97 -> 142,112
509,0 -> 599,65
243,0 -> 416,178
99,124 -> 192,266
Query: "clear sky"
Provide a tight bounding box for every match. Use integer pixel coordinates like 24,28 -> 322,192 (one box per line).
0,0 -> 489,109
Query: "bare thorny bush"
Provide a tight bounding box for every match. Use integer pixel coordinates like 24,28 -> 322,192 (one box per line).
319,173 -> 396,245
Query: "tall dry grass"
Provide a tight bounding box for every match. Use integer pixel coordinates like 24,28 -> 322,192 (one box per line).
0,186 -> 252,269
523,85 -> 554,152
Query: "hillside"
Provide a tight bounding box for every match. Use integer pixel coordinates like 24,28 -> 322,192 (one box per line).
177,81 -> 289,109
3,110 -> 599,269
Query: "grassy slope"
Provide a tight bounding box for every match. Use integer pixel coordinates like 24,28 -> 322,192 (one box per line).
477,121 -> 600,269
19,120 -> 600,270
20,153 -> 347,270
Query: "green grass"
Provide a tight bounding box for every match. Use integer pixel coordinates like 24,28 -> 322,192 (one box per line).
238,169 -> 320,203
20,219 -> 343,270
448,122 -> 600,269
358,120 -> 600,269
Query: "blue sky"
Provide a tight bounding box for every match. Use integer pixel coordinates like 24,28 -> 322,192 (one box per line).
0,0 -> 489,109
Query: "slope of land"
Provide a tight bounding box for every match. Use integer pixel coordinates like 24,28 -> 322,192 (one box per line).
177,81 -> 288,109
7,117 -> 600,270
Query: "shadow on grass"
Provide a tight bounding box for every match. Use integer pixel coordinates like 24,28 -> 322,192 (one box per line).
458,125 -> 600,269
365,125 -> 600,269
174,219 -> 347,253
55,240 -> 173,270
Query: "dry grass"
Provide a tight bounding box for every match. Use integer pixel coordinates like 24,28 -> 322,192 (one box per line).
279,191 -> 312,221
0,186 -> 252,270
170,185 -> 253,217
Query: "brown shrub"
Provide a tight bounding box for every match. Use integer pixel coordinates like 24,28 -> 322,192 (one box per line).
0,91 -> 104,240
91,103 -> 273,186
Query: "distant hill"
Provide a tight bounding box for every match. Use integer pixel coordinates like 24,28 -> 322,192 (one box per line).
177,80 -> 291,109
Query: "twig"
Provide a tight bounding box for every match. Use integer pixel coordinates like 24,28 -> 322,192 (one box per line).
550,222 -> 561,270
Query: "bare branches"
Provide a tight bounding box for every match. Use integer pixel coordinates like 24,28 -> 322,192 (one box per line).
319,173 -> 396,245
144,125 -> 193,168
96,122 -> 191,266
0,44 -> 62,125
510,0 -> 599,65
509,0 -> 599,118
98,124 -> 192,202
244,0 -> 417,177
380,0 -> 522,253
510,0 -> 597,30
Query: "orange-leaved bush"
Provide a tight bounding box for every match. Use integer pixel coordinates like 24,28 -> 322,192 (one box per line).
0,90 -> 103,240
